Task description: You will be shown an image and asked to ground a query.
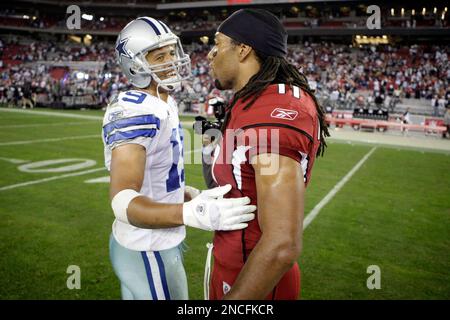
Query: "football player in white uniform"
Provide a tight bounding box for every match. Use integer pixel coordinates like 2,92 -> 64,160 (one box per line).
102,17 -> 256,300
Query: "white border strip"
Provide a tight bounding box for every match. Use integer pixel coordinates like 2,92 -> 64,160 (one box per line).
303,147 -> 377,230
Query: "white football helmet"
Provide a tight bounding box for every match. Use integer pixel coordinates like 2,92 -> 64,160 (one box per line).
115,17 -> 191,91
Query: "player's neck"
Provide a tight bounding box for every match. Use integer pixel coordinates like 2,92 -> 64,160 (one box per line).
233,63 -> 261,92
140,86 -> 169,103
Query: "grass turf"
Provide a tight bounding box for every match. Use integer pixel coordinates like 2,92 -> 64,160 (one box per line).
0,107 -> 449,299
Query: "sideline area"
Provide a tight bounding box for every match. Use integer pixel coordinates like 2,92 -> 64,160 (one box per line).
328,127 -> 450,153
1,107 -> 449,152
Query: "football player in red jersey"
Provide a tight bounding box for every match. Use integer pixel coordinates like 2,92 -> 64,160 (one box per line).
204,9 -> 330,300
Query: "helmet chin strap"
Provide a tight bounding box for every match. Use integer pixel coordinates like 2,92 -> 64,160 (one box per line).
156,81 -> 162,101
154,75 -> 181,101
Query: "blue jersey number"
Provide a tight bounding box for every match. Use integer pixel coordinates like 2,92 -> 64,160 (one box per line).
166,126 -> 184,192
122,91 -> 146,104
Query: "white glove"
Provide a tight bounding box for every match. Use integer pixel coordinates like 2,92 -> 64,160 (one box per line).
183,184 -> 256,231
185,185 -> 201,200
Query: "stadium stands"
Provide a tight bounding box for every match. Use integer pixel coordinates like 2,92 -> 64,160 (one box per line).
0,1 -> 448,135
2,38 -> 447,115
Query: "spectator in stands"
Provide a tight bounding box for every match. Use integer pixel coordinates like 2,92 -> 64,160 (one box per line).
438,96 -> 447,114
402,107 -> 411,134
374,92 -> 384,109
403,108 -> 411,124
444,107 -> 450,139
431,95 -> 440,117
13,86 -> 20,107
442,106 -> 450,138
21,81 -> 33,109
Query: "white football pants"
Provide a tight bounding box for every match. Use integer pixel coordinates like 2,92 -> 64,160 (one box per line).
109,234 -> 188,300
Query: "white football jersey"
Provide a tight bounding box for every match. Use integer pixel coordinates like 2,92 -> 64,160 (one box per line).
102,89 -> 185,251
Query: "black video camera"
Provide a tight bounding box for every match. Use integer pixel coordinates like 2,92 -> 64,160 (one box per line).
193,97 -> 226,136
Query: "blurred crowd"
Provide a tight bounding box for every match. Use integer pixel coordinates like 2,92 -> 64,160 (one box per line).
0,37 -> 449,116
290,42 -> 450,115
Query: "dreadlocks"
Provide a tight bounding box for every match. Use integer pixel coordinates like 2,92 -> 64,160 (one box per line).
222,44 -> 330,157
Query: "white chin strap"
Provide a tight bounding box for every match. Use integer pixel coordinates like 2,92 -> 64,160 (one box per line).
159,76 -> 182,91
155,76 -> 181,100
156,75 -> 181,91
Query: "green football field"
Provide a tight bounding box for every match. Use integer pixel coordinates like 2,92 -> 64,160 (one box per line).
0,107 -> 449,300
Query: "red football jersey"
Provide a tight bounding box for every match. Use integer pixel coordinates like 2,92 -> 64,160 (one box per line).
211,83 -> 321,268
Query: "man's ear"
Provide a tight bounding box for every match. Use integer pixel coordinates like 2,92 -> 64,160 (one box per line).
238,44 -> 253,62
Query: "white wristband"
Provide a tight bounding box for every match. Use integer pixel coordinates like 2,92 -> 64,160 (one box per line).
111,189 -> 141,224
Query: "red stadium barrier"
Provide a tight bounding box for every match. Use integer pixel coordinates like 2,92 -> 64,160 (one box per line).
325,116 -> 447,135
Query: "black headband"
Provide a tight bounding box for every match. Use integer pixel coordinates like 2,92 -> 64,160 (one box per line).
217,9 -> 288,58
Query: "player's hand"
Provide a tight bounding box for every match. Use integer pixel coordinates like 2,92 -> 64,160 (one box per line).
182,184 -> 256,231
184,185 -> 200,201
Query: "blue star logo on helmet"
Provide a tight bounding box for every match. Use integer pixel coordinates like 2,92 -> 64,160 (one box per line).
116,38 -> 132,60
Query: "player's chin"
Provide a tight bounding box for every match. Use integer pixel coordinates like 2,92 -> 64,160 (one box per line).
214,78 -> 233,91
214,79 -> 227,90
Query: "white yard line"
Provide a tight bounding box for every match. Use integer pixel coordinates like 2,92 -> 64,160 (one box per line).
0,108 -> 194,128
0,147 -> 203,189
83,148 -> 203,184
0,167 -> 106,192
0,121 -> 97,129
0,108 -> 103,120
303,147 -> 377,230
0,108 -> 202,190
184,148 -> 202,155
85,176 -> 110,184
0,157 -> 28,164
0,134 -> 100,146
